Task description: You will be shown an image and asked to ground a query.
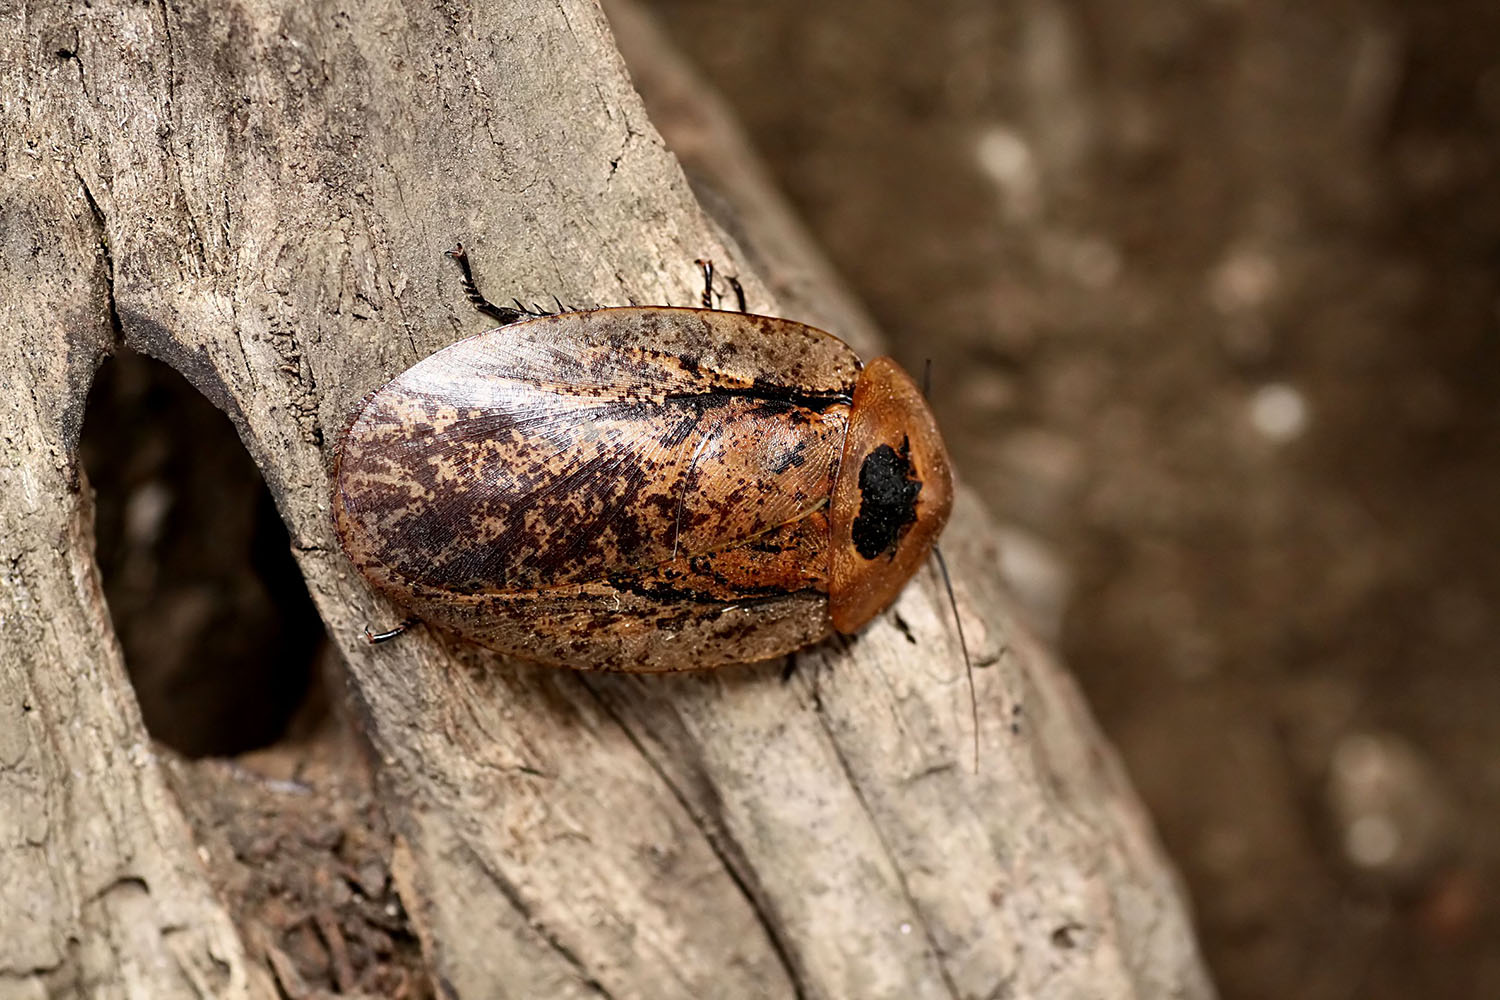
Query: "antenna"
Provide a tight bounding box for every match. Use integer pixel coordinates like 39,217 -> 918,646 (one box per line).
932,545 -> 977,772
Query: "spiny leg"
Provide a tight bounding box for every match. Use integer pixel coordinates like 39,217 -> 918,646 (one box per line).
694,258 -> 716,308
446,244 -> 527,325
512,298 -> 557,319
693,258 -> 748,312
364,618 -> 418,645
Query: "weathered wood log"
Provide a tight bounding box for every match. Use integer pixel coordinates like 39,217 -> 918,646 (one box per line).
0,1 -> 1215,997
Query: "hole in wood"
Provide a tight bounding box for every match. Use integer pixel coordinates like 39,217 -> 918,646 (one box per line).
80,349 -> 327,757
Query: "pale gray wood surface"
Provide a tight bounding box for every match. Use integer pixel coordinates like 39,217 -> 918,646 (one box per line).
0,1 -> 1214,997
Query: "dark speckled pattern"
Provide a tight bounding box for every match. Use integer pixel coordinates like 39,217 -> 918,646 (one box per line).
333,307 -> 865,670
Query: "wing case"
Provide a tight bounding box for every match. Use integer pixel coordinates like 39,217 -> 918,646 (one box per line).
333,307 -> 860,667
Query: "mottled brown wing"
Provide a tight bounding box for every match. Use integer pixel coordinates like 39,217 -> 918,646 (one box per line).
390,515 -> 838,671
334,308 -> 859,597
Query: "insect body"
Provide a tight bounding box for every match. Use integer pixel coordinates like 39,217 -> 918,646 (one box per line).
332,252 -> 953,671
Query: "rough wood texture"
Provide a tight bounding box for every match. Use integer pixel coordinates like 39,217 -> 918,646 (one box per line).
0,1 -> 1215,998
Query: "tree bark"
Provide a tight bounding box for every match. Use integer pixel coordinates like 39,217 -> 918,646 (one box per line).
0,1 -> 1214,998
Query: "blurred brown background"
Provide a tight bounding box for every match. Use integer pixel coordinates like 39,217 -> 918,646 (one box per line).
79,1 -> 1497,997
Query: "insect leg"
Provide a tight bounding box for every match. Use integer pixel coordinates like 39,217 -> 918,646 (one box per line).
692,258 -> 747,312
694,258 -> 715,308
364,618 -> 418,644
445,244 -> 527,325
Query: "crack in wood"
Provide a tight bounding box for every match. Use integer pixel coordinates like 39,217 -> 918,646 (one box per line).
580,679 -> 811,1000
75,173 -> 123,349
810,663 -> 962,1000
455,840 -> 615,1000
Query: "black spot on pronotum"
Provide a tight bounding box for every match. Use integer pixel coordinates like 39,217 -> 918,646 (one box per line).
850,437 -> 921,560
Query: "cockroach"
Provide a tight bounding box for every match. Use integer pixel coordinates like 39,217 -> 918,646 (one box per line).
333,247 -> 963,679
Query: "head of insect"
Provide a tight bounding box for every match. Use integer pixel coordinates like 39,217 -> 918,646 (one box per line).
826,357 -> 954,634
